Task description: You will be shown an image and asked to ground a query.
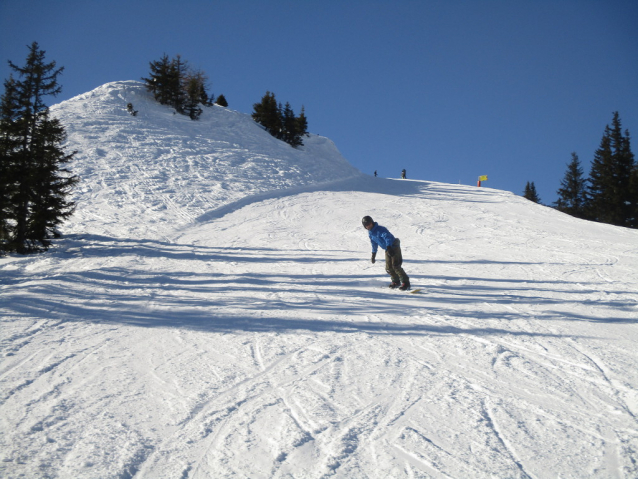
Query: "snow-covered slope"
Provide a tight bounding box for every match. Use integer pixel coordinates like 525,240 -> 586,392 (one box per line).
51,81 -> 362,240
1,82 -> 638,478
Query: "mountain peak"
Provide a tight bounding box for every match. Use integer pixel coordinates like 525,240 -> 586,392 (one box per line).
51,81 -> 362,239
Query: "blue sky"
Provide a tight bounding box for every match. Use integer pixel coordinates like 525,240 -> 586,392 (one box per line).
2,0 -> 637,203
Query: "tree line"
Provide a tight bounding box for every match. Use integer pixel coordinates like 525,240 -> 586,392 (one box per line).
142,54 -> 226,120
1,42 -> 78,254
251,91 -> 308,147
142,55 -> 308,147
524,112 -> 637,229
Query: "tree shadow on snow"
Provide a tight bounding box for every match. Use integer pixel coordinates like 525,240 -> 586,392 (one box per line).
47,234 -> 359,264
3,234 -> 634,337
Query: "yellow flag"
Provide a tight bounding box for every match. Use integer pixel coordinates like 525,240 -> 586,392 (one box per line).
478,175 -> 488,181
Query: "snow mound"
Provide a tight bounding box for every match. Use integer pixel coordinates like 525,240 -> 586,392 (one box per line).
51,81 -> 362,240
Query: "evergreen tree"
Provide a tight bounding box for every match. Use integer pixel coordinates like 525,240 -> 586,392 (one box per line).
0,77 -> 21,251
618,126 -> 637,228
276,102 -> 285,140
523,181 -> 541,204
281,102 -> 300,146
630,164 -> 638,228
587,126 -> 613,222
141,54 -> 176,107
554,152 -> 588,219
191,70 -> 212,106
0,42 -> 78,254
143,54 -> 198,115
183,75 -> 204,120
252,91 -> 282,138
296,106 -> 308,140
587,112 -> 635,227
252,93 -> 308,147
215,94 -> 228,107
169,54 -> 188,114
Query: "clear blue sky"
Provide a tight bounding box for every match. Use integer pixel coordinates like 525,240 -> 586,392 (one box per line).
2,0 -> 637,203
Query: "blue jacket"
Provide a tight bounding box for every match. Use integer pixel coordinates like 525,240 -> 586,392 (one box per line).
368,223 -> 396,253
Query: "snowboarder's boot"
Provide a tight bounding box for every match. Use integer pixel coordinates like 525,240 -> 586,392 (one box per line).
399,280 -> 411,291
388,281 -> 400,289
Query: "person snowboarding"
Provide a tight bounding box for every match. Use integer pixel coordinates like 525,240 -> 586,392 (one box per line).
362,216 -> 411,290
401,169 -> 406,179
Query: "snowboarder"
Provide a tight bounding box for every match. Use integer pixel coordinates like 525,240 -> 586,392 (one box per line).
362,216 -> 411,290
401,169 -> 406,179
374,170 -> 378,177
127,103 -> 138,116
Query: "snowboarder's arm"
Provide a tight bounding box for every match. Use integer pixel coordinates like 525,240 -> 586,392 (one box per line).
370,238 -> 378,254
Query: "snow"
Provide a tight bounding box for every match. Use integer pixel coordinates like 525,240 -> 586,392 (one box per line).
2,81 -> 638,478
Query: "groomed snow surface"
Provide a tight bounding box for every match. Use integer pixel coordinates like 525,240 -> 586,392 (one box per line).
2,82 -> 638,478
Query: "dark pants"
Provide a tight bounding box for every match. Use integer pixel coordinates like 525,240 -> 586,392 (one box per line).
385,238 -> 409,283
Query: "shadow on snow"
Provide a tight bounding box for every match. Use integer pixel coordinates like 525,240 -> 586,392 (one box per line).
3,234 -> 634,337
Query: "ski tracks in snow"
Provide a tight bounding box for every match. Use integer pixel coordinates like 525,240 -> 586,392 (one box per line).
2,175 -> 638,477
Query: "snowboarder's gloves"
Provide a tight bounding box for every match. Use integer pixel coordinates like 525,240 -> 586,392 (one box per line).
386,246 -> 395,257
371,252 -> 376,264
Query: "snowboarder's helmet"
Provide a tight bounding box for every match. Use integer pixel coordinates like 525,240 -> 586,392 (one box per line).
362,216 -> 374,228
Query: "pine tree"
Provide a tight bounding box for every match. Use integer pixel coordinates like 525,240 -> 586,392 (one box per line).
618,126 -> 637,228
554,152 -> 588,219
252,91 -> 282,138
281,102 -> 299,146
215,94 -> 228,107
183,76 -> 204,120
0,76 -> 21,251
587,126 -> 613,222
252,93 -> 308,147
192,70 -> 211,106
184,69 -> 211,118
587,112 -> 635,227
142,54 -> 176,107
630,164 -> 638,228
523,181 -> 541,204
27,112 -> 78,246
296,106 -> 308,140
168,55 -> 188,114
275,102 -> 284,140
142,54 -> 194,115
0,42 -> 78,253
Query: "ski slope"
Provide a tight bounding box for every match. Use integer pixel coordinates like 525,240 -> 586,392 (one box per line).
1,82 -> 638,478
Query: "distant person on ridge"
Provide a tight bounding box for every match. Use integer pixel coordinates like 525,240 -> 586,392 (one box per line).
362,216 -> 411,290
401,169 -> 406,179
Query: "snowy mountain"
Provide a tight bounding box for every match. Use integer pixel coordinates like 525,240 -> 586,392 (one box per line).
51,81 -> 362,240
1,81 -> 638,479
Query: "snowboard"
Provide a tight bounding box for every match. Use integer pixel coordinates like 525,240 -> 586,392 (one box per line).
387,286 -> 423,294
